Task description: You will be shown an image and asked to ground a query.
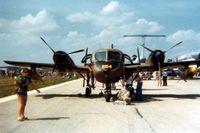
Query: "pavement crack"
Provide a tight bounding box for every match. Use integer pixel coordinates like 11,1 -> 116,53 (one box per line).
135,107 -> 157,133
135,108 -> 143,118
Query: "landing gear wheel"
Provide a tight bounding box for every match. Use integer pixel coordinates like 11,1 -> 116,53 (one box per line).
99,91 -> 103,96
105,92 -> 111,102
104,84 -> 112,102
85,86 -> 91,97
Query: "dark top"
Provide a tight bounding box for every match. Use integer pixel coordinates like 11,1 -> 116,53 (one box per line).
15,75 -> 31,96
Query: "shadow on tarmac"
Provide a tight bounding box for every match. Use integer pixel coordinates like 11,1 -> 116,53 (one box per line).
35,93 -> 104,99
138,94 -> 200,103
35,93 -> 200,104
28,117 -> 70,121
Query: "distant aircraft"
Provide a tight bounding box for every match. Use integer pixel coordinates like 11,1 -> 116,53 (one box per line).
167,52 -> 200,80
4,36 -> 200,102
177,52 -> 200,61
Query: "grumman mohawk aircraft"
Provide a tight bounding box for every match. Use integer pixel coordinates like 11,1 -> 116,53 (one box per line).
4,36 -> 200,102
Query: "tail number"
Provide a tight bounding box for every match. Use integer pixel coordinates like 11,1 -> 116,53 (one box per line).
102,64 -> 112,69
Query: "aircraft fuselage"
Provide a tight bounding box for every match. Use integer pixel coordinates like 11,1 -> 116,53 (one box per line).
91,49 -> 124,84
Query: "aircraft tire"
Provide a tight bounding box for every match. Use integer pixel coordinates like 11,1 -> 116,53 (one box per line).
85,86 -> 91,97
105,93 -> 111,102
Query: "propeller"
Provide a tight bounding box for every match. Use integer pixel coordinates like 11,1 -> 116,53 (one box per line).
68,49 -> 85,55
40,36 -> 84,55
84,48 -> 88,65
137,47 -> 141,64
40,37 -> 55,53
111,44 -> 114,49
138,43 -> 154,53
82,47 -> 89,87
40,36 -> 84,73
138,41 -> 183,54
164,41 -> 183,53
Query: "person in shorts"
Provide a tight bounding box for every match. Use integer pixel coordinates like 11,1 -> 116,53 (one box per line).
15,68 -> 32,121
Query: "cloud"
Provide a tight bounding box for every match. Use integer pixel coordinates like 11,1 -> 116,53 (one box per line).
66,11 -> 92,22
101,1 -> 120,14
65,1 -> 164,52
66,1 -> 130,28
66,2 -> 163,35
61,31 -> 93,49
136,19 -> 164,33
13,10 -> 58,34
1,1 -> 171,65
0,9 -> 60,66
167,29 -> 200,43
165,29 -> 200,59
67,31 -> 78,38
98,30 -> 112,40
120,19 -> 164,35
0,10 -> 58,35
0,10 -> 58,45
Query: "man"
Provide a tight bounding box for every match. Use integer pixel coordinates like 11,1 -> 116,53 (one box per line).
125,74 -> 135,101
117,88 -> 131,105
134,72 -> 143,101
162,71 -> 168,86
15,68 -> 40,121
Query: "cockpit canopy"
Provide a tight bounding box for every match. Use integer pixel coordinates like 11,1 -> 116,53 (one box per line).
94,50 -> 121,61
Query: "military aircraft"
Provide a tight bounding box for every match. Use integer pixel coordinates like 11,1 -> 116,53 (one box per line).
4,36 -> 200,102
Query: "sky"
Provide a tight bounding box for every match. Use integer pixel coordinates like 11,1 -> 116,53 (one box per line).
0,0 -> 200,66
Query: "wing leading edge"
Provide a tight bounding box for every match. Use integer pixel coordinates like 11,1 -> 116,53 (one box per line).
4,60 -> 89,73
125,60 -> 200,72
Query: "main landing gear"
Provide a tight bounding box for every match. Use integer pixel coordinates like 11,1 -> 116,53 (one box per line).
104,84 -> 112,102
84,72 -> 93,97
85,85 -> 92,97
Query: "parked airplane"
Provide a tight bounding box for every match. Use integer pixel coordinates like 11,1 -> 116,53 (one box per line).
4,37 -> 200,102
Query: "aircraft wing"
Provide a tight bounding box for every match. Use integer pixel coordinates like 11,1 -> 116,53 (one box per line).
124,60 -> 200,72
4,60 -> 89,73
124,64 -> 155,72
4,60 -> 54,68
163,60 -> 200,68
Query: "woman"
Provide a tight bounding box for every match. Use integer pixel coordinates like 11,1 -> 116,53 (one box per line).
15,68 -> 31,121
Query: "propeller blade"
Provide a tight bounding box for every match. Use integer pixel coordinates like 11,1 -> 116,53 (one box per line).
85,47 -> 88,65
68,49 -> 85,55
139,43 -> 154,53
52,64 -> 56,74
137,47 -> 141,64
40,37 -> 55,53
165,41 -> 183,53
111,44 -> 114,49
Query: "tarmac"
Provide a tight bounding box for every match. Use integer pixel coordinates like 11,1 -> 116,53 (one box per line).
1,78 -> 200,133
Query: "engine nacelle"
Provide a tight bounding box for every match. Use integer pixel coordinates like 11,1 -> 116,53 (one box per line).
177,67 -> 197,81
53,51 -> 75,71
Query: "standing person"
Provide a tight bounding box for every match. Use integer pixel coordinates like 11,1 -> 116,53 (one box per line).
162,71 -> 168,86
155,71 -> 160,86
134,72 -> 143,101
15,68 -> 32,121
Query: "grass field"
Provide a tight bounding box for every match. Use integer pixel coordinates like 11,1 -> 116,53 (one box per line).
0,76 -> 79,98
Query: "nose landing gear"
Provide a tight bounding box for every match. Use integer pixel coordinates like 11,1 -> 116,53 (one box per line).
104,84 -> 111,102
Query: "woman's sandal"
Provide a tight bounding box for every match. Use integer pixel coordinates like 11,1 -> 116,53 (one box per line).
23,117 -> 29,120
17,116 -> 28,121
17,117 -> 24,121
